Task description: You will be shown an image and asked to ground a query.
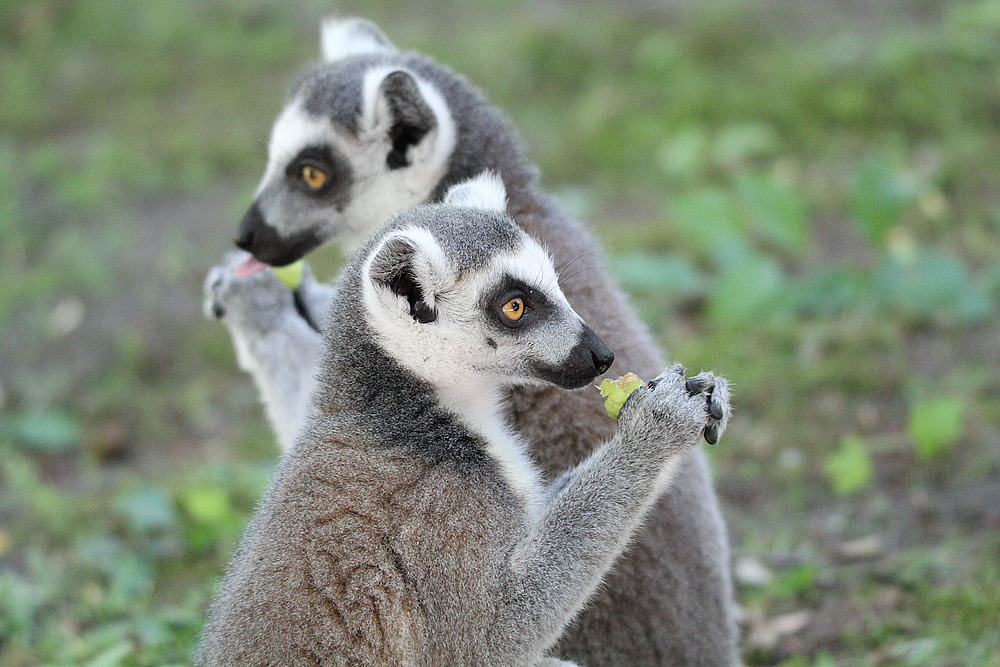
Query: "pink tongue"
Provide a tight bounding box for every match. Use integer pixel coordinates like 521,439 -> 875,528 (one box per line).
235,256 -> 270,278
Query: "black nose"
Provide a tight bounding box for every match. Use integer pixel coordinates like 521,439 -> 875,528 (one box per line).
583,326 -> 614,375
235,204 -> 263,252
235,226 -> 254,251
591,345 -> 614,375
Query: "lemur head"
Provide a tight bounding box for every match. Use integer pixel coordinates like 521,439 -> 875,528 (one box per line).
236,17 -> 466,266
355,173 -> 613,396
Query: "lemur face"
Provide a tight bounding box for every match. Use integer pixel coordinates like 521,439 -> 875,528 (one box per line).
235,19 -> 456,266
361,175 -> 614,393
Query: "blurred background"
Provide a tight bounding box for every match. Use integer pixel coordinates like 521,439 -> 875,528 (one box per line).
1,0 -> 999,665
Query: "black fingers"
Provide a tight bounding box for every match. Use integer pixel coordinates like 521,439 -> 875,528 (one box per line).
649,364 -> 685,390
682,371 -> 724,445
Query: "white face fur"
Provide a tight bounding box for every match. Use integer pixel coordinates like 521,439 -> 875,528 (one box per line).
360,175 -> 610,421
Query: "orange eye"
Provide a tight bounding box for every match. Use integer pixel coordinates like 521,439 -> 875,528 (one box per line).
501,297 -> 525,321
301,165 -> 328,190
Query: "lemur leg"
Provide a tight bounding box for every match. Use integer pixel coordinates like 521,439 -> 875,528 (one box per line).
494,365 -> 731,662
534,659 -> 581,667
203,252 -> 335,451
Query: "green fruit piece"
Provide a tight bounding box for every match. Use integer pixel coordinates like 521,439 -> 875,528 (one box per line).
272,260 -> 305,290
599,372 -> 644,419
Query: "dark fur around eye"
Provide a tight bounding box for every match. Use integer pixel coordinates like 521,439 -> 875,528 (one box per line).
284,144 -> 354,199
482,276 -> 553,330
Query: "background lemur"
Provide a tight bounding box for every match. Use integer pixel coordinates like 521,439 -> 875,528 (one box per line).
211,18 -> 739,665
199,175 -> 731,667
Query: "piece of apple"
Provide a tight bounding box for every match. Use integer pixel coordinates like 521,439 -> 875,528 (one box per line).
272,260 -> 305,291
598,372 -> 644,419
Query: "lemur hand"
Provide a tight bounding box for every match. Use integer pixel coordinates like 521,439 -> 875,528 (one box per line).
203,252 -> 315,331
617,364 -> 731,450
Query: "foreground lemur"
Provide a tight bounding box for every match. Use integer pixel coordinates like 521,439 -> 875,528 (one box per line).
200,175 -> 731,666
212,18 -> 740,665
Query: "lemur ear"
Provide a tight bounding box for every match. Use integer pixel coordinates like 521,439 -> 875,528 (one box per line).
373,71 -> 438,170
320,17 -> 397,61
443,172 -> 508,213
367,230 -> 448,324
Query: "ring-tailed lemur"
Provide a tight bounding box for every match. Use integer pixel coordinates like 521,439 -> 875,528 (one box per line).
210,18 -> 740,665
199,174 -> 731,667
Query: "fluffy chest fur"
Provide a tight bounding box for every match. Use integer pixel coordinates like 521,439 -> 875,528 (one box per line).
197,423 -> 525,667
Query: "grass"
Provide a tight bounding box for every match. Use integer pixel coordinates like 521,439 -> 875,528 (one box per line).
1,0 -> 999,665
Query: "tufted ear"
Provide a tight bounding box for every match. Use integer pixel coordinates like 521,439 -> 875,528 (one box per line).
367,70 -> 438,170
367,229 -> 448,324
320,17 -> 397,61
443,172 -> 508,213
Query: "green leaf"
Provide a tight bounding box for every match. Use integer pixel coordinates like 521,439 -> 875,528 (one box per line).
875,248 -> 996,324
888,637 -> 940,664
791,267 -> 869,317
10,411 -> 82,453
734,173 -> 809,255
608,253 -> 708,300
825,436 -> 874,496
656,125 -> 709,180
713,124 -> 778,167
813,652 -> 838,667
666,189 -> 751,266
116,488 -> 179,533
768,563 -> 820,599
851,156 -> 913,247
180,486 -> 233,526
107,554 -> 154,603
707,257 -> 786,325
84,641 -> 133,667
908,398 -> 964,460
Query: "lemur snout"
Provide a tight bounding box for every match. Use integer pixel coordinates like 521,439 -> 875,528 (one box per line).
234,201 -> 324,267
537,324 -> 614,390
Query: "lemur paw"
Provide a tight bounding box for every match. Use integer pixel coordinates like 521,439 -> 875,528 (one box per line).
618,364 -> 731,448
203,252 -> 298,330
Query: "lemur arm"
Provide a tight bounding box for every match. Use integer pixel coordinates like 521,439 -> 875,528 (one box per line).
224,313 -> 324,451
493,367 -> 731,661
205,257 -> 337,452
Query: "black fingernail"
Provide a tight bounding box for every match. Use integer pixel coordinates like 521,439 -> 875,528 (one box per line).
685,377 -> 703,395
647,379 -> 660,390
709,401 -> 723,420
704,424 -> 719,445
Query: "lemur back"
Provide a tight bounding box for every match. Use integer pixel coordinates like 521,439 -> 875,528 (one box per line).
199,175 -> 730,667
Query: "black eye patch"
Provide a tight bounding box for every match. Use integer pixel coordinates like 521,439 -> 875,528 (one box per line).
482,276 -> 553,330
284,144 -> 354,206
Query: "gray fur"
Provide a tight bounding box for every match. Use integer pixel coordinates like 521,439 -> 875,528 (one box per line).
204,257 -> 327,450
296,49 -> 537,194
211,18 -> 741,666
198,202 -> 731,666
